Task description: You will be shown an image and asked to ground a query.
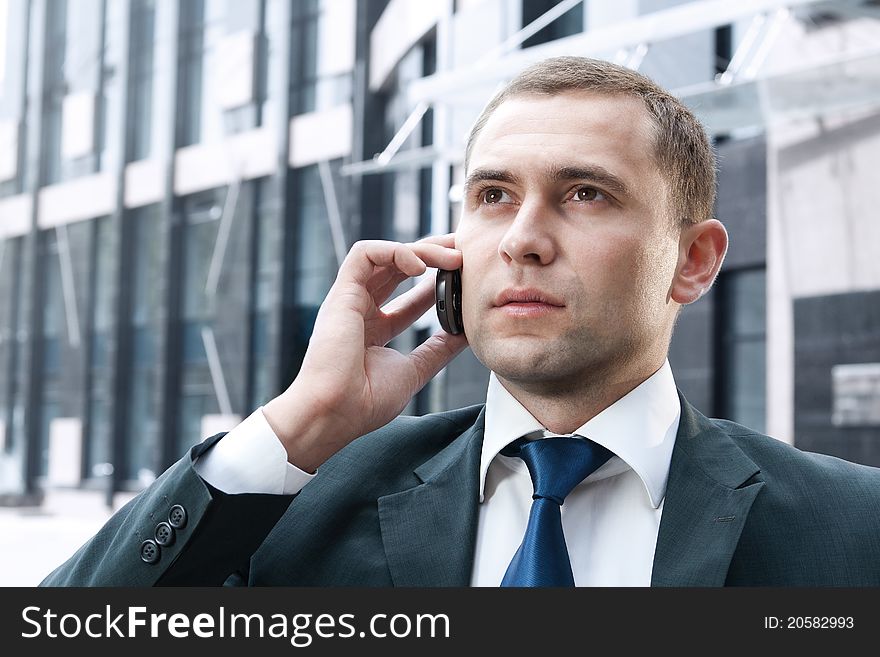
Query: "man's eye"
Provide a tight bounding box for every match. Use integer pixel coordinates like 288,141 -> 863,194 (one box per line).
573,187 -> 605,202
482,188 -> 509,204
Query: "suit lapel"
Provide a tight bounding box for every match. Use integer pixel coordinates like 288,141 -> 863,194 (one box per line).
377,394 -> 765,587
651,394 -> 764,586
378,409 -> 485,586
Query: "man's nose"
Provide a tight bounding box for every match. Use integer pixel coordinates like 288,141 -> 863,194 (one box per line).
498,199 -> 557,266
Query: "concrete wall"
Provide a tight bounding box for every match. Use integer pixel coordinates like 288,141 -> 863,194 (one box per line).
767,105 -> 880,445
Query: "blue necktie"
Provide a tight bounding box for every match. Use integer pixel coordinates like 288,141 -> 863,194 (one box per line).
501,436 -> 613,587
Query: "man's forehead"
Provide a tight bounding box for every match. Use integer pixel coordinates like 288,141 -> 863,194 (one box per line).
468,91 -> 659,183
483,90 -> 653,133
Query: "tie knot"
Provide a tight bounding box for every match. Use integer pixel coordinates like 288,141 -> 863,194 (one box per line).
504,437 -> 612,505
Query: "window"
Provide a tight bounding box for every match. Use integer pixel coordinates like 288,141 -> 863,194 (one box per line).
289,0 -> 354,115
417,36 -> 436,238
128,0 -> 156,161
177,0 -> 205,146
248,179 -> 276,409
283,165 -> 338,384
717,268 -> 766,432
418,167 -> 432,237
118,205 -> 162,482
521,0 -> 584,49
178,193 -> 221,454
40,0 -> 67,185
293,165 -> 336,308
38,230 -> 64,475
0,237 -> 23,453
177,185 -> 250,455
715,24 -> 733,75
84,216 -> 113,478
97,0 -> 124,172
5,237 -> 26,455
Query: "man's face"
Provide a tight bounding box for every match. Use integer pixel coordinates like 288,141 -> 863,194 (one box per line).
456,91 -> 683,391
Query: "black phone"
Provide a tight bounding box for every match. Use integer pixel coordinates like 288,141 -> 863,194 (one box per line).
435,269 -> 464,335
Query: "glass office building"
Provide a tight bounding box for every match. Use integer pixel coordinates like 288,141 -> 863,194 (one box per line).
1,0 -> 879,504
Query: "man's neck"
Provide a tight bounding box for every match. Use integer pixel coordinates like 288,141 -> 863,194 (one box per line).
494,361 -> 665,434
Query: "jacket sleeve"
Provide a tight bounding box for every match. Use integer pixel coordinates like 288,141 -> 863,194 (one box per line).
39,434 -> 295,587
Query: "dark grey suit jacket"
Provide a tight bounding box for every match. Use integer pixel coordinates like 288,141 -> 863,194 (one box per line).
41,393 -> 880,586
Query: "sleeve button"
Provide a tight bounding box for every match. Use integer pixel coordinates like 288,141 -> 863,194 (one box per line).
154,521 -> 176,546
140,539 -> 161,564
168,504 -> 188,529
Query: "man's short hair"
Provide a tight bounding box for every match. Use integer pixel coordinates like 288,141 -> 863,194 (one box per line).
464,56 -> 717,228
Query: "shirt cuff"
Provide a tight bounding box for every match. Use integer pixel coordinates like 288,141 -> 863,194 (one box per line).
194,406 -> 316,495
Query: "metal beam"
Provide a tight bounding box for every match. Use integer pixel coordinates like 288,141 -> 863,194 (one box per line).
205,174 -> 241,300
375,100 -> 430,167
317,160 -> 348,268
407,0 -> 827,105
200,326 -> 233,417
55,223 -> 81,348
477,0 -> 585,64
340,145 -> 460,176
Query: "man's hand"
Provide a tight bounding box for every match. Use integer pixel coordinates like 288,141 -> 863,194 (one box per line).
262,234 -> 469,472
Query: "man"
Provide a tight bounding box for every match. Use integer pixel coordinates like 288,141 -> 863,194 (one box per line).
43,56 -> 880,587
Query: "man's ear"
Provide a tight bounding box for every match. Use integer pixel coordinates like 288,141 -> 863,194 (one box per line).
670,219 -> 728,305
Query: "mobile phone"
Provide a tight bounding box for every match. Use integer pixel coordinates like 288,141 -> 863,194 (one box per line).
435,268 -> 464,335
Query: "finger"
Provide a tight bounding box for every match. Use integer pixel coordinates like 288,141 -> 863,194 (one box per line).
414,233 -> 456,248
366,240 -> 458,306
408,241 -> 462,271
370,269 -> 411,308
339,241 -> 428,287
408,331 -> 470,391
368,243 -> 459,302
374,277 -> 437,344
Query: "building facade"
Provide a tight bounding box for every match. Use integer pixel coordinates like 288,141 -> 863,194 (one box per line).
1,0 -> 879,504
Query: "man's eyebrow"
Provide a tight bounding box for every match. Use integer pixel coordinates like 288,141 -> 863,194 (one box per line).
551,165 -> 630,197
463,169 -> 520,194
463,166 -> 631,198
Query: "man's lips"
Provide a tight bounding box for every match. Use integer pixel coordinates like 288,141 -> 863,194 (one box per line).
492,288 -> 566,308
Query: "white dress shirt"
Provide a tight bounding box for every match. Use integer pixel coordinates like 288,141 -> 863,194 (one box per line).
472,361 -> 680,586
194,408 -> 315,495
195,360 -> 681,586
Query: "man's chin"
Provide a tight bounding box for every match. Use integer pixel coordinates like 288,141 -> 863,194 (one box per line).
474,344 -> 571,382
470,331 -> 611,383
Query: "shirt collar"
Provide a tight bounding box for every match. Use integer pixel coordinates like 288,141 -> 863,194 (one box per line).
479,360 -> 681,508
